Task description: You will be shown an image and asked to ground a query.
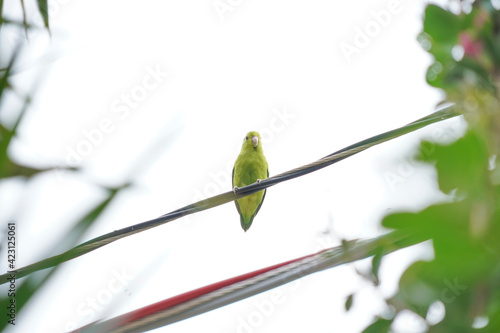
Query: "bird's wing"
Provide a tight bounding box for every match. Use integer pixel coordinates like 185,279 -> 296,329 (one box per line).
232,166 -> 243,216
252,168 -> 269,218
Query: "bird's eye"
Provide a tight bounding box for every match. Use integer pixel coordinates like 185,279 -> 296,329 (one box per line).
245,136 -> 248,140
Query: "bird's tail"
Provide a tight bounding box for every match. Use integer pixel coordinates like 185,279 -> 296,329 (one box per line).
240,216 -> 254,232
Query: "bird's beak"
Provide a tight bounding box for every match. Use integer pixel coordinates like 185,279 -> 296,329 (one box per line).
252,135 -> 259,148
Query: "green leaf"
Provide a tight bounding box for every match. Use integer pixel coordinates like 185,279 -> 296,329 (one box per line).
423,5 -> 460,45
36,0 -> 49,29
362,317 -> 392,333
371,249 -> 383,286
0,1 -> 3,29
345,293 -> 354,311
418,130 -> 489,196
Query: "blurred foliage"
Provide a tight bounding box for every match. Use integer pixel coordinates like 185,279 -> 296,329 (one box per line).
0,2 -> 128,332
0,185 -> 128,332
0,1 -> 49,31
364,1 -> 500,332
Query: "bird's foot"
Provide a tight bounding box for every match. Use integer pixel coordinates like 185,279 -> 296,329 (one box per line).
256,179 -> 262,184
233,186 -> 239,194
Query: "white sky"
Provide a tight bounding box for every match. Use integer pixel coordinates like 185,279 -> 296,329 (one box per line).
0,0 -> 466,332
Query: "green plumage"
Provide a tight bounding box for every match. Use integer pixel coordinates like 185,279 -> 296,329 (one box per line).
232,131 -> 269,231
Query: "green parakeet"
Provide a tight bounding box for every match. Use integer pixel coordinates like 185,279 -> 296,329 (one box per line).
232,131 -> 269,231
